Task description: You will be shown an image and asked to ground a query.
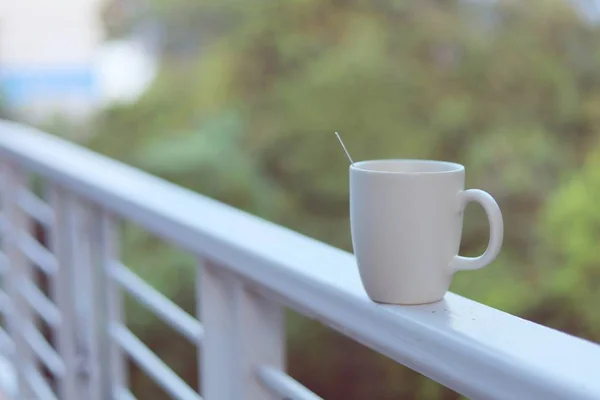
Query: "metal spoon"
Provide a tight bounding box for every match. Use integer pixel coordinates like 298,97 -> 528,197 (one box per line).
334,132 -> 355,166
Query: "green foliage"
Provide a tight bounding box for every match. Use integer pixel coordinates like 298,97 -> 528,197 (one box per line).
119,223 -> 196,331
537,147 -> 600,339
89,0 -> 600,398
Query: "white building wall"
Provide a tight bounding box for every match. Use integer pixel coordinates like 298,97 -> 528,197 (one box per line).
0,0 -> 106,120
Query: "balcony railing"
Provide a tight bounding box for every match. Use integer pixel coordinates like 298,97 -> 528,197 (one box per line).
0,119 -> 599,400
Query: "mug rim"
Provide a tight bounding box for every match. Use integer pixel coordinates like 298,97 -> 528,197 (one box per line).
350,159 -> 464,175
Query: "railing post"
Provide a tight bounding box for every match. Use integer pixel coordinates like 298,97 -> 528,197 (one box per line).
49,187 -> 128,400
70,199 -> 106,400
1,163 -> 36,399
199,260 -> 285,400
47,186 -> 85,400
72,199 -> 130,400
90,206 -> 128,399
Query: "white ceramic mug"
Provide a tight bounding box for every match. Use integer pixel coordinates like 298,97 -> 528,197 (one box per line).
350,159 -> 503,305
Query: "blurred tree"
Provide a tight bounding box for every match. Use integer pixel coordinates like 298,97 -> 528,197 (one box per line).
536,144 -> 600,341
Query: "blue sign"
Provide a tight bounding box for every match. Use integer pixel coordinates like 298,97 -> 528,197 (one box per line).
0,67 -> 97,106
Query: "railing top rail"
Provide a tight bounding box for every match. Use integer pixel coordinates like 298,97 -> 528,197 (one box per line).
1,120 -> 599,400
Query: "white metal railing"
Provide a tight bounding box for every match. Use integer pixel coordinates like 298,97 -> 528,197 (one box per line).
0,120 -> 599,400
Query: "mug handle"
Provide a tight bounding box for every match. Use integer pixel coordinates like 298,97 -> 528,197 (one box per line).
450,189 -> 504,271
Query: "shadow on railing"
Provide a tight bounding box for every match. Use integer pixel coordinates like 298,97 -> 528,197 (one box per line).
0,120 -> 599,400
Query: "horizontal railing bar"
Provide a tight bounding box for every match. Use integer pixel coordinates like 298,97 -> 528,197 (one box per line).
18,233 -> 57,275
3,121 -> 600,400
19,279 -> 61,328
115,386 -> 138,400
24,364 -> 58,400
257,366 -> 323,400
22,322 -> 65,377
112,263 -> 203,343
18,189 -> 54,226
111,325 -> 202,400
